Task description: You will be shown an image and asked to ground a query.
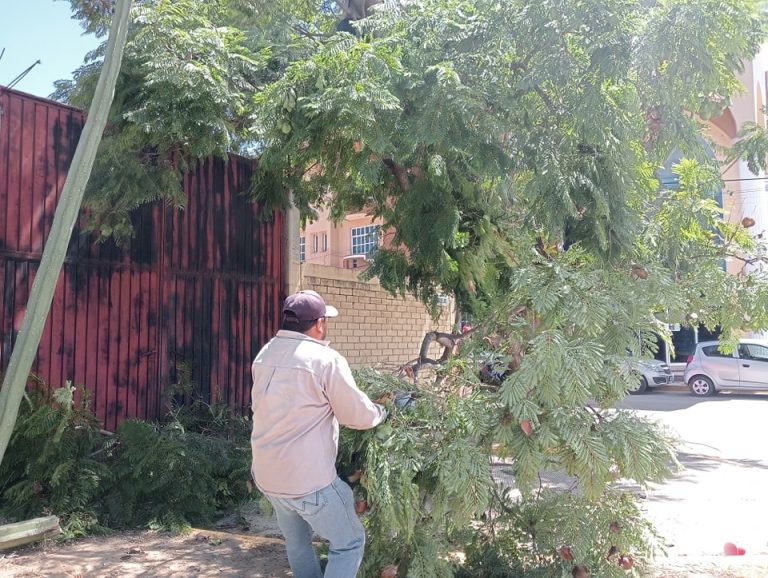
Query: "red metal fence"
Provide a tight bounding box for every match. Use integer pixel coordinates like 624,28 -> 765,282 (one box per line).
0,87 -> 283,430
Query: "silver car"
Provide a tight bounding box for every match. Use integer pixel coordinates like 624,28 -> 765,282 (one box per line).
684,339 -> 768,396
631,359 -> 673,394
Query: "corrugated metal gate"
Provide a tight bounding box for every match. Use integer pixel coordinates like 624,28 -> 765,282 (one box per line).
0,87 -> 283,430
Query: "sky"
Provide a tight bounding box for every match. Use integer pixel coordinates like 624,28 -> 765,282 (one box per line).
1,0 -> 100,98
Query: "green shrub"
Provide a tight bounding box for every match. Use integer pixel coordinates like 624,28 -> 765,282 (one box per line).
101,419 -> 252,530
0,383 -> 110,537
0,381 -> 255,537
457,489 -> 662,577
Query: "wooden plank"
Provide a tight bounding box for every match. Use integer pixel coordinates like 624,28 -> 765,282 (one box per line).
0,516 -> 60,550
61,266 -> 77,395
18,98 -> 34,253
48,262 -> 66,388
0,92 -> 9,237
123,267 -> 138,420
115,268 -> 129,423
210,278 -> 222,402
6,93 -> 23,252
82,266 -> 100,417
96,268 -> 114,429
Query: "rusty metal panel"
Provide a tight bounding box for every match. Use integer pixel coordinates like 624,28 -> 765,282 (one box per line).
0,87 -> 283,428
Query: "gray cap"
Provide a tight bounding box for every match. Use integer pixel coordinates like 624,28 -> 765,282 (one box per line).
282,290 -> 339,322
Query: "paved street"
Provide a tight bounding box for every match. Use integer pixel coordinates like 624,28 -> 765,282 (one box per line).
619,390 -> 768,559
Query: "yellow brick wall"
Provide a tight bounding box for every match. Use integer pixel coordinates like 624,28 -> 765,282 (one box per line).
296,263 -> 455,369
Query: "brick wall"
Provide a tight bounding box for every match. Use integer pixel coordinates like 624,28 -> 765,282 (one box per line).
296,264 -> 455,369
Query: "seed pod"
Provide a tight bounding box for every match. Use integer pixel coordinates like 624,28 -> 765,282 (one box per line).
520,420 -> 533,437
572,564 -> 590,578
559,546 -> 574,561
607,545 -> 618,559
347,469 -> 363,483
631,264 -> 649,279
355,499 -> 369,514
618,555 -> 634,570
609,521 -> 621,534
380,564 -> 399,578
742,217 -> 756,228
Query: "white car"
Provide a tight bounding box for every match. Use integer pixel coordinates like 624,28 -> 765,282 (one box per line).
630,359 -> 673,394
684,339 -> 768,396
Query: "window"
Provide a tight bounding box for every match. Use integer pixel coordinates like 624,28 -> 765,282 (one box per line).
702,345 -> 730,358
313,235 -> 319,253
738,343 -> 768,361
351,225 -> 379,256
322,233 -> 328,253
299,236 -> 305,263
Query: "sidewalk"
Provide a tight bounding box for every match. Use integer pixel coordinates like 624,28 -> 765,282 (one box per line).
649,554 -> 768,577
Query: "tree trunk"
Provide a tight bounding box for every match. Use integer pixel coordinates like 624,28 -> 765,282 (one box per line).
0,0 -> 134,467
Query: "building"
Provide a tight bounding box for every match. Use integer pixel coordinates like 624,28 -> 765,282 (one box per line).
300,206 -> 388,270
651,47 -> 768,371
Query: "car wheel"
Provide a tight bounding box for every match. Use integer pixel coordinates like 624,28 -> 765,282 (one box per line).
688,375 -> 716,397
630,377 -> 648,395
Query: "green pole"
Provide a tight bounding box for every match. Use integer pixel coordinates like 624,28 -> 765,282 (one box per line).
0,0 -> 134,466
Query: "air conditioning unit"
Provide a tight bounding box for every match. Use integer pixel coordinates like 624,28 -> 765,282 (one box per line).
342,254 -> 368,269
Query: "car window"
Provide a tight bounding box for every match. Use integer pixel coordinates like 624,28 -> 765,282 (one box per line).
701,345 -> 731,358
738,344 -> 768,361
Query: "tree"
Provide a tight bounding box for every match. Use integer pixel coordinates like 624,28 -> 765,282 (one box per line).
43,0 -> 768,575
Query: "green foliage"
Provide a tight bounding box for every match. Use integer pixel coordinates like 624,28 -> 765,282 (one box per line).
337,236 -> 685,576
57,0 -> 768,321
343,365 -> 673,577
0,381 -> 255,537
164,363 -> 252,440
340,370 -> 494,576
101,419 -> 251,530
0,382 -> 110,537
729,118 -> 768,174
47,2 -> 768,573
249,0 -> 767,309
457,489 -> 662,578
57,0 -> 268,243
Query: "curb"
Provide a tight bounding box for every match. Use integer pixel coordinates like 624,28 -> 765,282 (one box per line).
656,382 -> 688,393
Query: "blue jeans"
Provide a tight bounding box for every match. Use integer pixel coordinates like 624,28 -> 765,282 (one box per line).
267,477 -> 365,578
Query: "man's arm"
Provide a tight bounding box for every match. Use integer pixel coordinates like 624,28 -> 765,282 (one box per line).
323,355 -> 387,429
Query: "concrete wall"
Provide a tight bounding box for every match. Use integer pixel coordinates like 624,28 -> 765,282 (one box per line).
294,263 -> 455,369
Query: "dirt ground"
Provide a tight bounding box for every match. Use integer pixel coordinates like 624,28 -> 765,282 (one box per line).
0,503 -> 292,578
2,505 -> 768,578
0,530 -> 290,578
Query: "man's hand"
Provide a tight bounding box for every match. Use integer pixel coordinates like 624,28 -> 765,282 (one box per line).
373,392 -> 394,405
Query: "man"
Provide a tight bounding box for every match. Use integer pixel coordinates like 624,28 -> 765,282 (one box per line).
250,290 -> 387,578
